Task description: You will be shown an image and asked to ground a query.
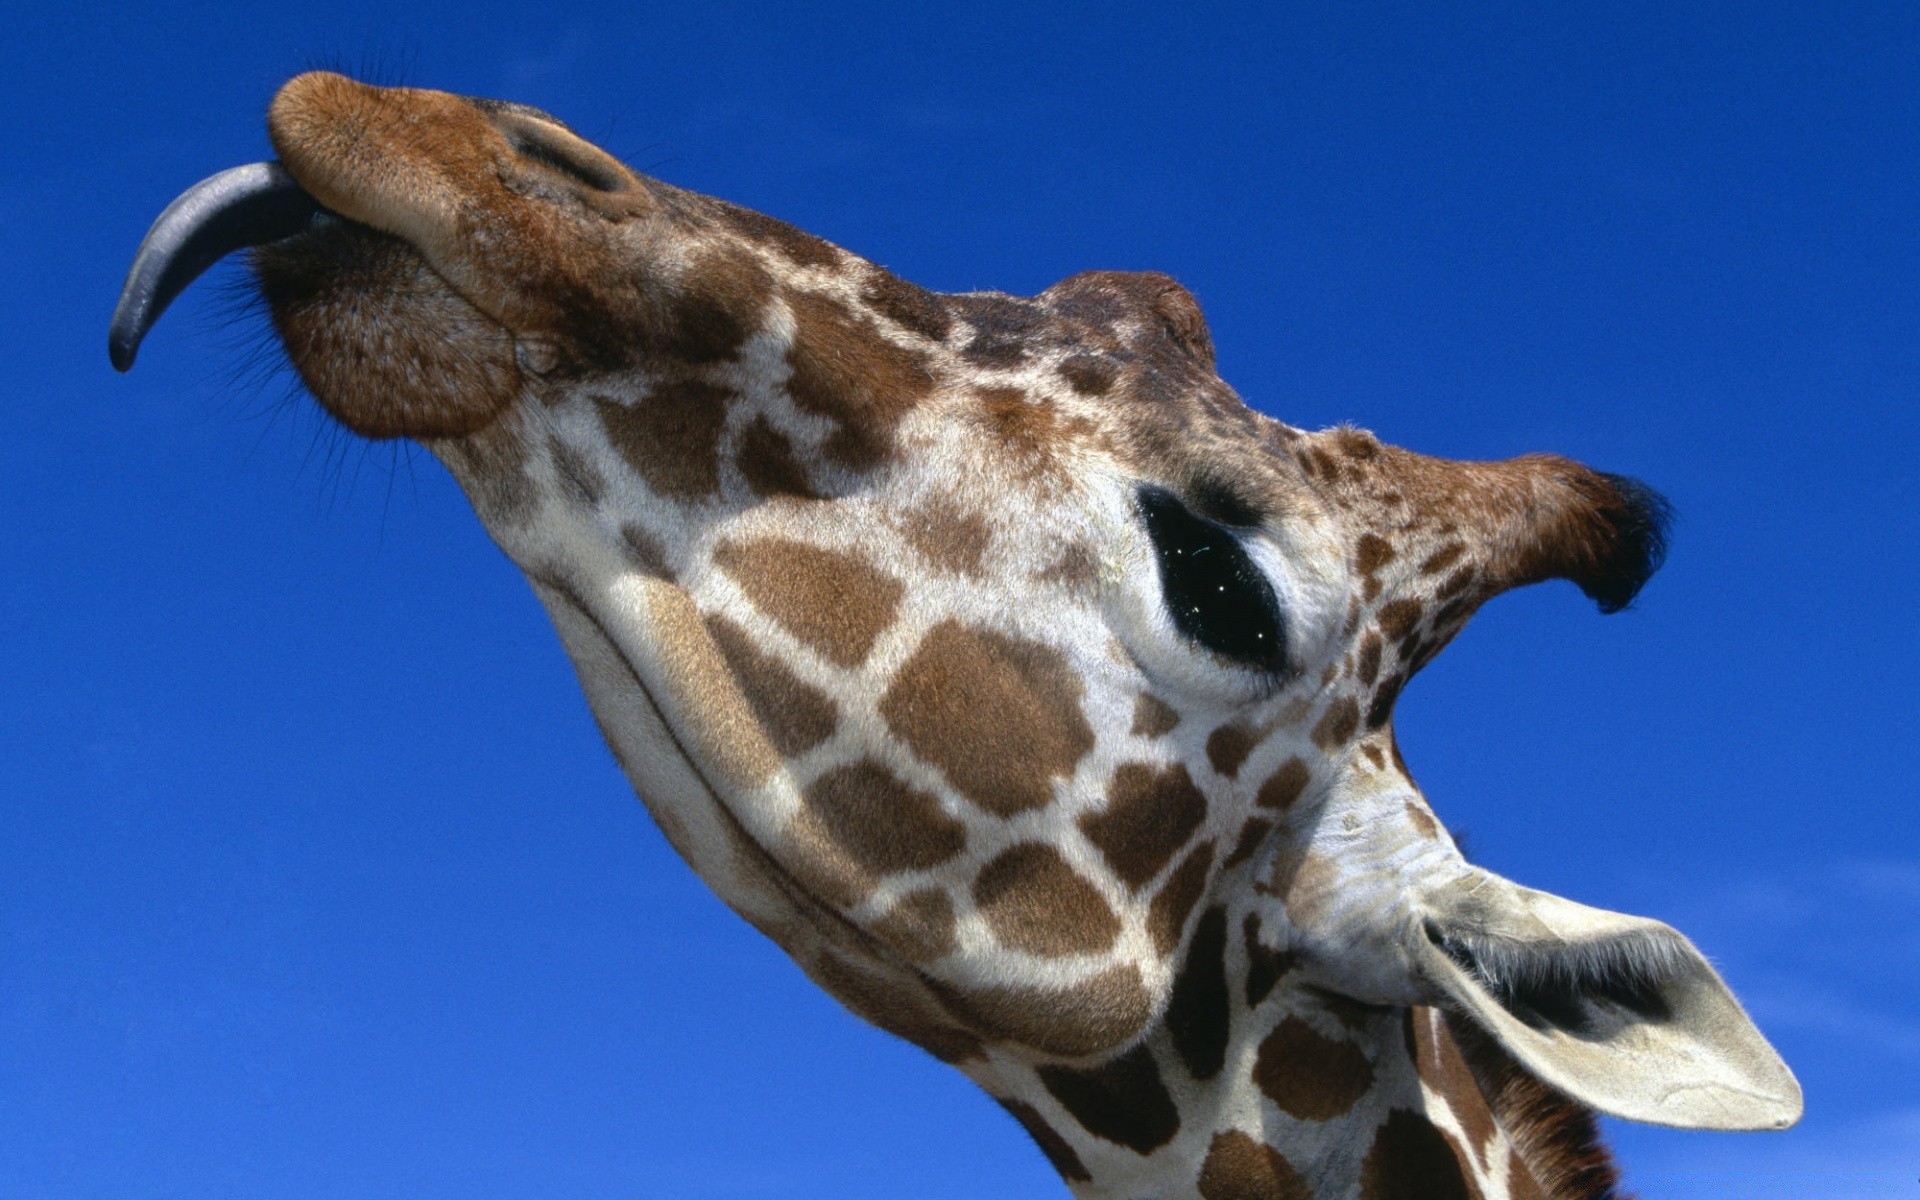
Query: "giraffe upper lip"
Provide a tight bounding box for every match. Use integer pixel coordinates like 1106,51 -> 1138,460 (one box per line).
109,161 -> 331,372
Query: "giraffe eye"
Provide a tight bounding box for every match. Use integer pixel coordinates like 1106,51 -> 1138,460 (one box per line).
1137,485 -> 1287,673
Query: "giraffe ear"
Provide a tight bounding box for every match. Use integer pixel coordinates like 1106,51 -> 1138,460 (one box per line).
1409,869 -> 1802,1131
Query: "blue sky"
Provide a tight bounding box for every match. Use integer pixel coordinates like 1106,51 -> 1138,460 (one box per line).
4,2 -> 1916,1196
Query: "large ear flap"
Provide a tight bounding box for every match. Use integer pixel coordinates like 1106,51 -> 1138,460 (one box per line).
1409,869 -> 1801,1131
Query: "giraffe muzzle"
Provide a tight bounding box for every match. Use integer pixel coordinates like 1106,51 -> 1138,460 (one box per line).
108,161 -> 329,371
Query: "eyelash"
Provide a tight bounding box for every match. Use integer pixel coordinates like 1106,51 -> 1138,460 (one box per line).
1137,485 -> 1288,674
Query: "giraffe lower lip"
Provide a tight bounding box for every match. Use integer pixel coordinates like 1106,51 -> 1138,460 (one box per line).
109,161 -> 331,372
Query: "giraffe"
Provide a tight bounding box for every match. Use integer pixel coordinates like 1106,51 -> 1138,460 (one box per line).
111,72 -> 1800,1199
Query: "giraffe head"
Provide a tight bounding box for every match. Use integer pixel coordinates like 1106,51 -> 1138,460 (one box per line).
115,70 -> 1799,1167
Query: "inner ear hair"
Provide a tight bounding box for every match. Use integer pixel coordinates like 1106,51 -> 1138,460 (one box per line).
1425,922 -> 1685,1032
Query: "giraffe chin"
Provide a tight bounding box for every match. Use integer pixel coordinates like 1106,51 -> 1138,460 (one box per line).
251,214 -> 523,439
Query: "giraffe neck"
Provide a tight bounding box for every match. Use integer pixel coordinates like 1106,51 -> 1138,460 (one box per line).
970,928 -> 1619,1200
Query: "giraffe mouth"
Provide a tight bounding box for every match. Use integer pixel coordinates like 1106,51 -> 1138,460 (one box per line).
113,73 -> 645,439
108,161 -> 330,372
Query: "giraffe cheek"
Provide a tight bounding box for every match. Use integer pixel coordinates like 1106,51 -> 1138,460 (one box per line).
879,620 -> 1095,817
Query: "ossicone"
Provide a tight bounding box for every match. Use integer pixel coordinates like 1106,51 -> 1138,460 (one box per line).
1506,461 -> 1673,613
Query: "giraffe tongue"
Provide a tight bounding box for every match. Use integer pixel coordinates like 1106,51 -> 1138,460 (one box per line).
109,162 -> 328,371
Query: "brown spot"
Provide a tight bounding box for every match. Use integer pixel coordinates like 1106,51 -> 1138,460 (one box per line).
736,414 -> 818,499
860,270 -> 953,341
714,537 -> 903,668
1149,841 -> 1216,954
1376,598 -> 1424,642
1403,636 -> 1437,673
642,585 -> 783,789
1356,631 -> 1383,686
1361,744 -> 1386,770
797,760 -> 966,882
658,247 -> 774,364
881,622 -> 1094,816
937,964 -> 1153,1057
953,293 -> 1045,368
1256,758 -> 1311,810
619,523 -> 672,577
1404,799 -> 1441,840
1355,534 -> 1395,577
1130,693 -> 1181,738
1041,543 -> 1100,592
1222,817 -> 1273,869
1206,723 -> 1259,778
1197,1130 -> 1312,1200
900,499 -> 991,576
1312,697 -> 1361,749
786,291 -> 933,470
703,614 -> 839,757
1429,596 -> 1474,639
810,952 -> 982,1064
1420,543 -> 1467,575
1409,1008 -> 1496,1171
1037,1045 -> 1180,1155
1166,906 -> 1232,1081
596,380 -> 733,501
1358,1110 -> 1478,1200
1367,675 -> 1405,730
1507,1154 -> 1549,1200
1059,354 -> 1118,395
869,888 -> 957,963
996,1099 -> 1089,1183
1079,763 -> 1207,890
1243,914 -> 1298,1006
1253,1016 -> 1375,1121
1437,566 -> 1477,601
441,432 -> 535,525
713,198 -> 841,269
974,844 -> 1119,956
978,386 -> 1070,478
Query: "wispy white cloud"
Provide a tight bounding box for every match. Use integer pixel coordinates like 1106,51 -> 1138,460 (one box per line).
1737,975 -> 1920,1062
500,24 -> 599,101
1605,857 -> 1920,1198
1620,1108 -> 1920,1198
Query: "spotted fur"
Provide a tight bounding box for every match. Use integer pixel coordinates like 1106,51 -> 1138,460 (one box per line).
122,72 -> 1800,1200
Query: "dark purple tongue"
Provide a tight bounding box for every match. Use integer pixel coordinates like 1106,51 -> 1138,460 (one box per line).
109,161 -> 327,371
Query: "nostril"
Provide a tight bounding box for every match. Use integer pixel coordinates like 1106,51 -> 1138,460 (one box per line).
505,123 -> 629,194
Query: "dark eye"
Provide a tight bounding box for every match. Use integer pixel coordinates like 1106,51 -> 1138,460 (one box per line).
1137,485 -> 1287,672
